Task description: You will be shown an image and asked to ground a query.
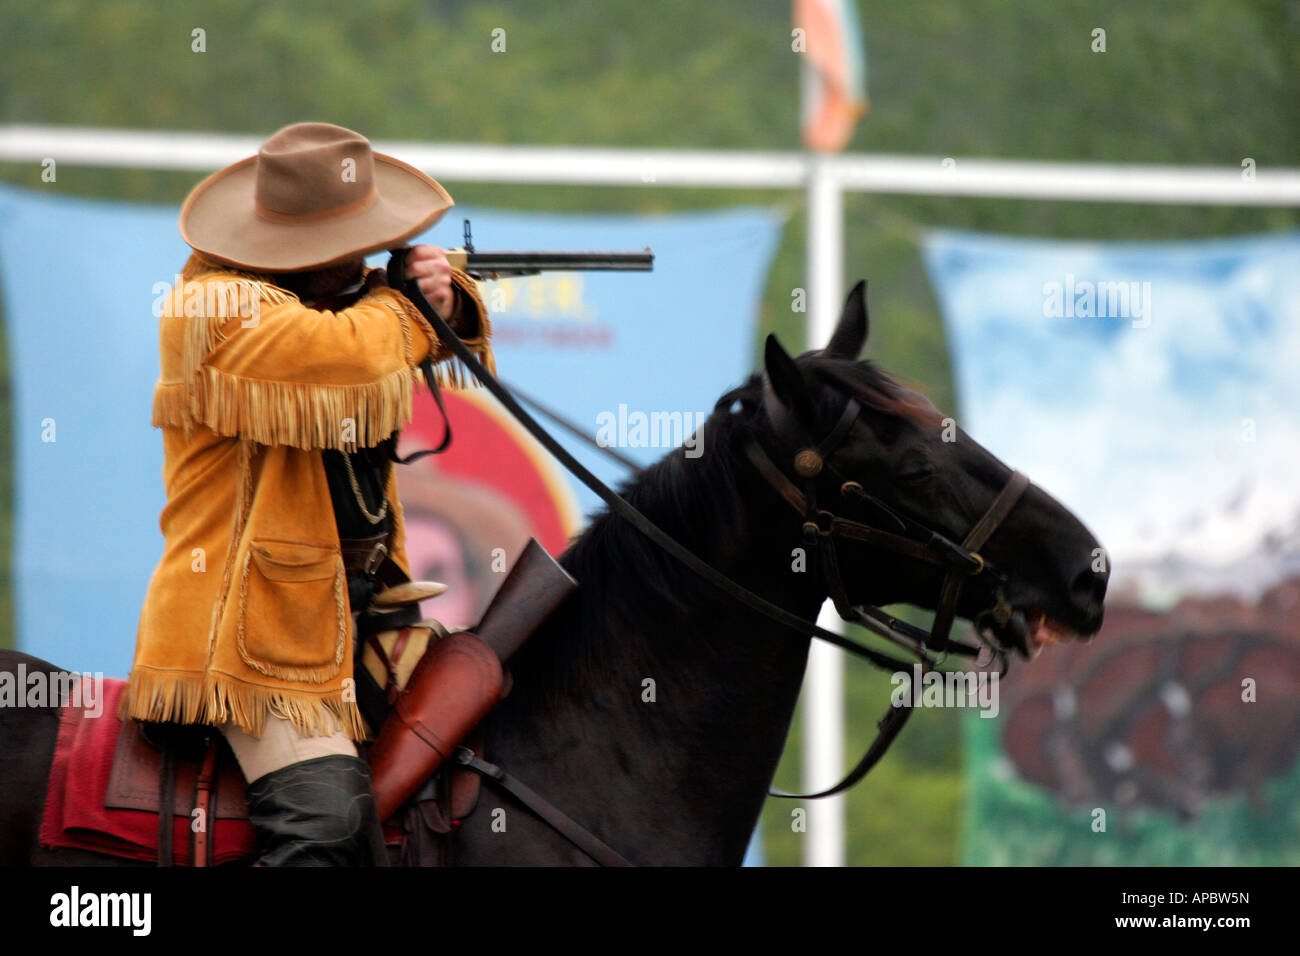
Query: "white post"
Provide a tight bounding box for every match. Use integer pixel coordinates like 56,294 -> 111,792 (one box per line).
801,152 -> 846,867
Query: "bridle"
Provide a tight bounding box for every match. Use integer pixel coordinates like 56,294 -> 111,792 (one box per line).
739,385 -> 1031,798
749,387 -> 1032,658
385,250 -> 1034,856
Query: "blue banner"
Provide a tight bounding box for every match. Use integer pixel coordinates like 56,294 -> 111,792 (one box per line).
0,185 -> 783,677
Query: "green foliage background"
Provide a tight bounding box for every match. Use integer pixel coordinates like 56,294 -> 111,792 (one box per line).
0,0 -> 1295,865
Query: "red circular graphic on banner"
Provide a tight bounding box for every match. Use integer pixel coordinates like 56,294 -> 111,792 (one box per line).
393,385 -> 580,627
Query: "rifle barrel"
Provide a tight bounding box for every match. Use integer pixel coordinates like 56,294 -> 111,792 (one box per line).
448,248 -> 654,277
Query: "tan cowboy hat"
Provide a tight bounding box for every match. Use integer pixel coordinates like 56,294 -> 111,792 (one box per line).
179,122 -> 454,272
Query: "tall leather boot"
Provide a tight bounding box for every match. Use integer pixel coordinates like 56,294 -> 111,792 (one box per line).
245,754 -> 389,866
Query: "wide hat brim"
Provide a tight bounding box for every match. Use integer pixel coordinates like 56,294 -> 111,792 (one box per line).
179,152 -> 454,273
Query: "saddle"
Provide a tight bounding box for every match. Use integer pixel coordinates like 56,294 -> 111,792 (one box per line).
40,676 -> 258,865
43,540 -> 574,866
40,622 -> 487,866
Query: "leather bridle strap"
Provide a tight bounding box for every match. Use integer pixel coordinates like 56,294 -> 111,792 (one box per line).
742,434 -> 988,660
767,663 -> 927,800
453,748 -> 634,867
767,661 -> 930,799
742,439 -> 941,566
927,470 -> 1030,649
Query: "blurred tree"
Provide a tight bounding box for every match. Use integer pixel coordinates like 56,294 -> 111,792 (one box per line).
0,0 -> 1294,866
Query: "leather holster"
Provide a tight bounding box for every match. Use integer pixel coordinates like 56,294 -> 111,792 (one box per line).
367,538 -> 577,822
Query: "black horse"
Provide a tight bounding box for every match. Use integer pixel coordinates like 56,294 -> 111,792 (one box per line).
0,284 -> 1107,865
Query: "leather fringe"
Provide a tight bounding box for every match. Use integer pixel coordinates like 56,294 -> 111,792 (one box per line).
119,667 -> 371,742
155,254 -> 495,451
153,364 -> 418,451
152,358 -> 488,451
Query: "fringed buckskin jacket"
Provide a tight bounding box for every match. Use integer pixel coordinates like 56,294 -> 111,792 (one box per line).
123,252 -> 494,742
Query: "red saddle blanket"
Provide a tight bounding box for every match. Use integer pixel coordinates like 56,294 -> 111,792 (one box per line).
40,677 -> 259,865
42,670 -> 469,865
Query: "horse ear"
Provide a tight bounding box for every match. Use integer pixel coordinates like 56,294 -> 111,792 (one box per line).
764,334 -> 817,425
824,280 -> 869,359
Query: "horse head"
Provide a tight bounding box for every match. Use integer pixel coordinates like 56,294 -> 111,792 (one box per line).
755,280 -> 1108,658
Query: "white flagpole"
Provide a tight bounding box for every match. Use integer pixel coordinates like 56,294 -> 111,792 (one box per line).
801,55 -> 848,868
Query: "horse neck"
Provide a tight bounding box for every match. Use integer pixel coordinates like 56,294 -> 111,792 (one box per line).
494,426 -> 827,863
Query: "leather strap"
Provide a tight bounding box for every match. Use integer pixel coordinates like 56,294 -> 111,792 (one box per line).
367,627 -> 412,703
743,437 -> 808,513
390,626 -> 413,675
761,386 -> 859,464
340,533 -> 389,574
768,672 -> 920,799
385,355 -> 452,463
383,258 -> 454,464
157,747 -> 175,867
453,748 -> 634,867
505,379 -> 645,474
742,440 -> 986,573
967,470 -> 1031,554
192,742 -> 218,867
928,470 -> 1030,649
825,517 -> 943,564
744,437 -> 984,660
813,394 -> 861,458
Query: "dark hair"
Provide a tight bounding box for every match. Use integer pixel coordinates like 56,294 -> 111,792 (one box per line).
270,258 -> 366,301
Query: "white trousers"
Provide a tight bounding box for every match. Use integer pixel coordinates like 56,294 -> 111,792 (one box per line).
218,714 -> 357,784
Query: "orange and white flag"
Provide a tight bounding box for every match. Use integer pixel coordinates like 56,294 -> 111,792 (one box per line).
794,0 -> 869,152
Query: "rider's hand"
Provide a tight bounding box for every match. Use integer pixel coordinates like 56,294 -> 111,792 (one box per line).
402,244 -> 456,317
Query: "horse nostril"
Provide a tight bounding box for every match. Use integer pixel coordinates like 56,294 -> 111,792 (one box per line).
1070,566 -> 1108,610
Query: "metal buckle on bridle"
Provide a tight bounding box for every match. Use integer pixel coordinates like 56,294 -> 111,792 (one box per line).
927,532 -> 986,574
801,510 -> 835,544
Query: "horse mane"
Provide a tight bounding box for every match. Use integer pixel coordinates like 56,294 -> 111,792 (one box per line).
505,353 -> 937,708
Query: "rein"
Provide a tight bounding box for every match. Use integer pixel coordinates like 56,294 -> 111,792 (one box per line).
385,251 -> 924,674
385,250 -> 1030,854
743,388 -> 1030,797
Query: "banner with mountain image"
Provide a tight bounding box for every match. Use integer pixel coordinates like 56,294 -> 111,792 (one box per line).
924,229 -> 1300,865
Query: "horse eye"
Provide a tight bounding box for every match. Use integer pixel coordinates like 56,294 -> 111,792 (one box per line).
897,462 -> 935,484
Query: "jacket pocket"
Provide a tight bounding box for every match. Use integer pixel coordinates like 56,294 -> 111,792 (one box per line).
237,538 -> 348,682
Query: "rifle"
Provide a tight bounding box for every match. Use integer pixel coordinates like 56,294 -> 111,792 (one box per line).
392,219 -> 653,470
443,219 -> 653,278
